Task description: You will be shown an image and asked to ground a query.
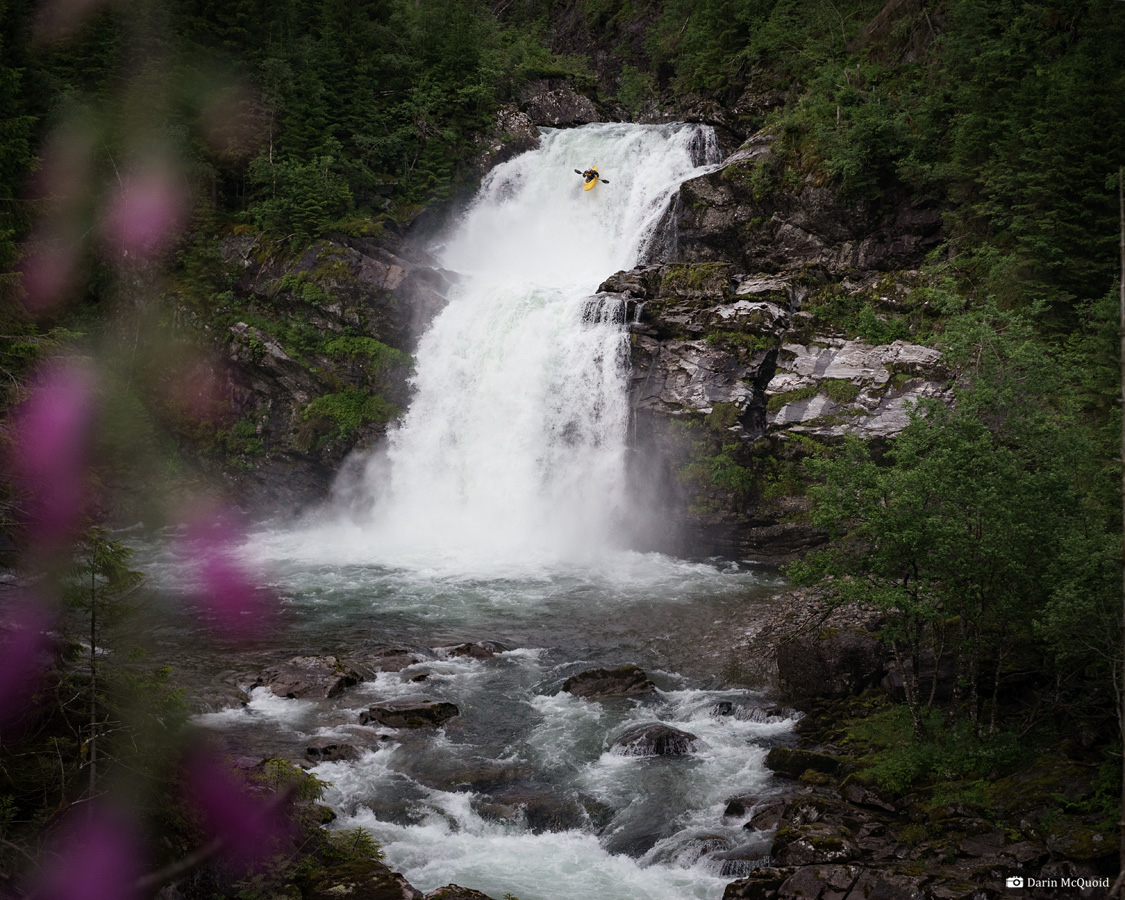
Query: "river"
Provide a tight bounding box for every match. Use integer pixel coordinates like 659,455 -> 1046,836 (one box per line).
153,122 -> 794,900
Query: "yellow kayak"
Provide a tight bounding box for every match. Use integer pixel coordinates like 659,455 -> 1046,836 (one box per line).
583,166 -> 599,191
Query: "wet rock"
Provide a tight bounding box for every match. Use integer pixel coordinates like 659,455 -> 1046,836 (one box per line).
712,838 -> 774,878
302,855 -> 423,900
711,701 -> 796,722
765,747 -> 845,779
842,869 -> 924,900
467,103 -> 540,183
424,887 -> 497,900
187,685 -> 250,714
722,865 -> 796,899
773,822 -> 859,866
252,655 -> 360,700
360,700 -> 460,729
438,640 -> 510,659
348,644 -> 435,676
561,664 -> 656,698
748,798 -> 788,832
305,738 -> 362,763
779,864 -> 861,899
610,723 -> 700,757
472,785 -> 588,833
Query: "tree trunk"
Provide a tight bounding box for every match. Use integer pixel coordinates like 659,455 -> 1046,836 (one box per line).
88,563 -> 97,812
1117,164 -> 1124,897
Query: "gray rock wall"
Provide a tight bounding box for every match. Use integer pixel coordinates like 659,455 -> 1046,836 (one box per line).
600,129 -> 952,560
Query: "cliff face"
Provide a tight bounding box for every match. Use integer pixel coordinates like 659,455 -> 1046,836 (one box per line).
602,134 -> 950,560
167,234 -> 452,513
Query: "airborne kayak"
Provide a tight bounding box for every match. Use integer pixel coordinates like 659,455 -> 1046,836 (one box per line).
583,166 -> 599,191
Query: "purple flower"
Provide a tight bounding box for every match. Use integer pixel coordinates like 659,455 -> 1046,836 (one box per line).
102,167 -> 186,261
0,598 -> 55,726
181,513 -> 272,639
37,807 -> 141,900
10,362 -> 95,548
185,750 -> 288,867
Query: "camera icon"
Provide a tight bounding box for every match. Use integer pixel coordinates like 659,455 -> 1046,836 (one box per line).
1006,877 -> 1024,888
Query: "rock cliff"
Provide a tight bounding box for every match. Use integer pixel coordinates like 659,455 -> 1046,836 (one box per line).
167,232 -> 453,513
599,133 -> 950,560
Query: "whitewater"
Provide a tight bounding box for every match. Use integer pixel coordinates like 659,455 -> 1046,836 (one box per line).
164,123 -> 793,900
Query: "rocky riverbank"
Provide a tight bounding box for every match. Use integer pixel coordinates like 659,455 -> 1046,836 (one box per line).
723,592 -> 1119,900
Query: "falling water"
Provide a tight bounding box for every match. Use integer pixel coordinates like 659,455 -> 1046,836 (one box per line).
318,123 -> 721,567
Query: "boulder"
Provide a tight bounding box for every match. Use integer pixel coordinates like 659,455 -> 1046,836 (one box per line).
302,855 -> 423,900
348,644 -> 434,676
305,738 -> 362,763
360,701 -> 460,729
722,866 -> 795,899
779,864 -> 861,899
424,886 -> 497,900
561,664 -> 656,699
252,656 -> 360,700
521,87 -> 599,127
471,785 -> 588,833
439,641 -> 509,659
765,747 -> 845,779
772,822 -> 859,866
467,103 -> 540,183
610,723 -> 700,757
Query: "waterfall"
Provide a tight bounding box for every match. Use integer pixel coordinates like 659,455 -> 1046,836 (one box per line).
362,123 -> 720,563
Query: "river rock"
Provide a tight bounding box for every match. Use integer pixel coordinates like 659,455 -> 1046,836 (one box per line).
438,640 -> 510,659
773,822 -> 859,866
424,886 -> 497,900
305,738 -> 362,763
562,664 -> 656,698
252,655 -> 360,700
360,700 -> 460,728
722,866 -> 795,899
303,855 -> 423,900
348,643 -> 435,676
765,747 -> 845,779
472,785 -> 588,833
610,723 -> 699,757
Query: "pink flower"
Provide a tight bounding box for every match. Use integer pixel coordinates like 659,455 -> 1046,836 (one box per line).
102,168 -> 186,261
181,514 -> 272,639
18,241 -> 80,314
10,362 -> 95,548
0,599 -> 56,726
185,749 -> 289,867
37,807 -> 141,900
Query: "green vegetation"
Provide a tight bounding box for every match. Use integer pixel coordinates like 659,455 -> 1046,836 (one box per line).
788,305 -> 1120,739
300,388 -> 396,446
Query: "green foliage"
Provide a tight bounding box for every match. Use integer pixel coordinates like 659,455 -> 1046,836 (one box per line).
617,64 -> 656,112
788,306 -> 1111,732
325,827 -> 385,863
845,706 -> 1030,796
301,388 -> 396,443
321,336 -> 411,373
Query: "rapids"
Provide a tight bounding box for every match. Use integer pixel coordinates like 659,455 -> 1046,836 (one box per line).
167,123 -> 794,899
